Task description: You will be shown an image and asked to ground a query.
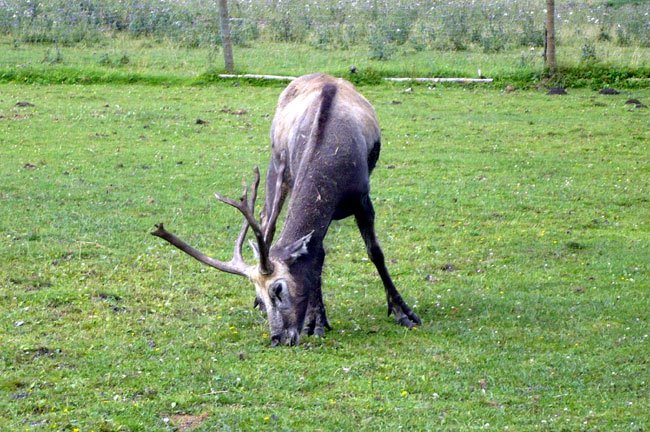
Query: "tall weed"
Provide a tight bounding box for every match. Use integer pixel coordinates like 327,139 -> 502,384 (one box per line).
1,0 -> 648,60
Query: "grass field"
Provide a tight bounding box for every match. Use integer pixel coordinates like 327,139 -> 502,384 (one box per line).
1,80 -> 649,430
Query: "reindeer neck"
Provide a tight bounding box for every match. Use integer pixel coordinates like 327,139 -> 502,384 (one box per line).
273,174 -> 338,251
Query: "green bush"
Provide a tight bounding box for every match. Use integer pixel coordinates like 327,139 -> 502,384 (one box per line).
1,0 -> 649,53
42,47 -> 64,64
580,41 -> 598,63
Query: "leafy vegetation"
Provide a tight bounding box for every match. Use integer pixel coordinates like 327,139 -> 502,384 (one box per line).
1,0 -> 649,88
2,0 -> 649,50
1,81 -> 648,430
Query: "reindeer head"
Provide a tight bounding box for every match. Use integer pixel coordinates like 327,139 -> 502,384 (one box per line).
152,152 -> 312,346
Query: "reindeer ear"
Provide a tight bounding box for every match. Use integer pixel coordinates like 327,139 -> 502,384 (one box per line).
281,231 -> 313,264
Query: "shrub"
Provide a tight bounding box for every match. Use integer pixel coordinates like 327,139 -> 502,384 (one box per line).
97,53 -> 112,66
580,41 -> 598,63
480,26 -> 507,53
346,67 -> 383,85
368,26 -> 395,60
518,48 -> 541,70
408,20 -> 436,51
119,53 -> 130,65
436,6 -> 470,51
230,18 -> 260,47
309,24 -> 334,50
0,0 -> 649,55
518,12 -> 545,47
612,3 -> 650,47
42,47 -> 64,64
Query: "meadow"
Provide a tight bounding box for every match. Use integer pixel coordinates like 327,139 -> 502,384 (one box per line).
1,0 -> 649,429
1,78 -> 649,430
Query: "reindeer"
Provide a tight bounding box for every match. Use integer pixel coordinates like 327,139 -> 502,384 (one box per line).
152,73 -> 420,346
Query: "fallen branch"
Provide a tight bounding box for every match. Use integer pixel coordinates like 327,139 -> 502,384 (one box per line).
384,77 -> 493,83
218,73 -> 296,81
216,74 -> 492,84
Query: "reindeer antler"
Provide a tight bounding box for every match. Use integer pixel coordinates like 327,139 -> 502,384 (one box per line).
151,223 -> 250,276
214,167 -> 275,275
231,169 -> 259,266
151,168 -> 261,277
152,158 -> 287,277
263,151 -> 287,248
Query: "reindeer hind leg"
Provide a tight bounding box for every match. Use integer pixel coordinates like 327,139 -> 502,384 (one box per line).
354,194 -> 421,327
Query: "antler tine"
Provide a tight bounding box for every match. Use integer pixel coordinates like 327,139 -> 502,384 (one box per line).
215,169 -> 274,275
249,167 -> 261,212
151,223 -> 249,276
232,217 -> 249,264
263,150 -> 287,246
152,169 -> 265,277
232,168 -> 261,263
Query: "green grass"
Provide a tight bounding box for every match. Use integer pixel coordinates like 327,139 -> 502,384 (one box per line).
1,82 -> 649,430
2,36 -> 650,88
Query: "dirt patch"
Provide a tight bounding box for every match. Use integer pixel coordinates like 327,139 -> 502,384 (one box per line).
547,86 -> 567,95
599,88 -> 619,95
625,98 -> 647,108
220,107 -> 248,115
170,413 -> 210,431
566,241 -> 587,251
425,274 -> 440,283
9,275 -> 51,291
52,251 -> 75,266
93,292 -> 128,313
11,391 -> 30,400
94,292 -> 122,302
111,305 -> 128,313
20,347 -> 62,362
441,263 -> 457,272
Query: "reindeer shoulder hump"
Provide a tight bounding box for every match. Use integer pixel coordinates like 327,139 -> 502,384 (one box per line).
316,83 -> 338,144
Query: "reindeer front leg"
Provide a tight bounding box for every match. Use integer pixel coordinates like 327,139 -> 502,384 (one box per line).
300,244 -> 331,337
303,281 -> 331,337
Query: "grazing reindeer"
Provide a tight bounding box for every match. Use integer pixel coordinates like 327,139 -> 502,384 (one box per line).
152,73 -> 420,346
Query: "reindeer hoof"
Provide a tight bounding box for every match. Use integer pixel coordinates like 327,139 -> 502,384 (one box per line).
303,303 -> 331,336
270,330 -> 300,346
304,320 -> 327,337
312,326 -> 325,337
408,310 -> 422,326
270,334 -> 282,347
391,304 -> 421,327
397,316 -> 417,328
